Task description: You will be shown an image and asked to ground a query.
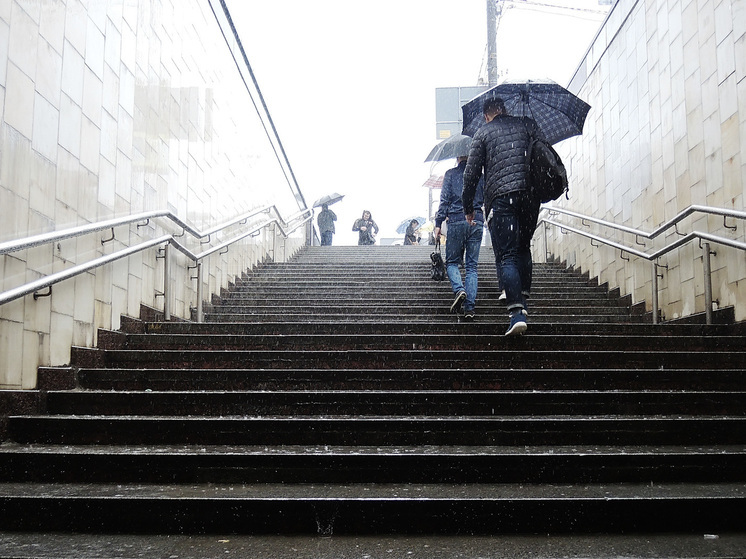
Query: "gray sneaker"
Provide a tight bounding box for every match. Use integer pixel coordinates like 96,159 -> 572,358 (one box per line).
450,290 -> 466,313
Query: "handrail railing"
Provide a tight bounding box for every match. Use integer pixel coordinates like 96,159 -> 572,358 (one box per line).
539,204 -> 746,324
0,206 -> 311,322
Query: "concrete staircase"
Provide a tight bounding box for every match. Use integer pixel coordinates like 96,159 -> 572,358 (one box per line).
2,245 -> 746,553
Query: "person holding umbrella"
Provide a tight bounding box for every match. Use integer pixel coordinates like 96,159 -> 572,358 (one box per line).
403,219 -> 421,245
317,204 -> 337,246
434,156 -> 485,320
462,96 -> 544,335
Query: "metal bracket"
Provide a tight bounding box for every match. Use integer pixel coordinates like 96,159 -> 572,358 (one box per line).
154,290 -> 164,298
174,228 -> 186,238
200,234 -> 212,245
655,262 -> 668,278
101,228 -> 115,244
620,250 -> 629,261
219,247 -> 229,255
723,216 -> 737,231
137,218 -> 150,228
674,224 -> 685,236
581,219 -> 590,227
590,239 -> 599,247
156,247 -> 166,260
635,235 -> 646,246
33,286 -> 52,300
698,239 -> 717,255
250,230 -> 261,238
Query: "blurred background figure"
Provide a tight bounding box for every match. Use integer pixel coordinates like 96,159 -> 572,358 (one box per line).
317,203 -> 337,246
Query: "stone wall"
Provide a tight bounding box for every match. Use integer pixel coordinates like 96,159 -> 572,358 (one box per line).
548,0 -> 745,322
0,0 -> 307,388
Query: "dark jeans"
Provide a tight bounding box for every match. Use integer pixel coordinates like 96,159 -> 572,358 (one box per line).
488,191 -> 541,313
320,231 -> 333,246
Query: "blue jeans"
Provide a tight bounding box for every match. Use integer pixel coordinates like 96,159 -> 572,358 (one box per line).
488,191 -> 541,313
445,220 -> 483,312
320,231 -> 333,246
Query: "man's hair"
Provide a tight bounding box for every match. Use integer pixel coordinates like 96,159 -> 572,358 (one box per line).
483,97 -> 505,116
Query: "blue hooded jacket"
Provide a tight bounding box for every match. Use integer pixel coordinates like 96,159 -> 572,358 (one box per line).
435,160 -> 484,229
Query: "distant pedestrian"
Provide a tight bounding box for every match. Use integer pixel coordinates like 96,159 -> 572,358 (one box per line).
463,96 -> 544,335
434,156 -> 485,320
403,219 -> 421,245
352,210 -> 379,245
317,204 -> 337,246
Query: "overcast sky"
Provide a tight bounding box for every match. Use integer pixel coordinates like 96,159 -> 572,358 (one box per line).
227,0 -> 611,245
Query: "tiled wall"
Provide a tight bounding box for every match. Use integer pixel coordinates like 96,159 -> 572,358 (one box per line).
0,0 -> 307,388
548,0 -> 745,322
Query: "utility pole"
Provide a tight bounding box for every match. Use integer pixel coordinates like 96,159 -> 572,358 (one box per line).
486,0 -> 500,86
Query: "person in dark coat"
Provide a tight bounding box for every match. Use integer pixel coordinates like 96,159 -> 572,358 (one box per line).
403,220 -> 420,245
352,210 -> 379,245
434,156 -> 484,320
317,204 -> 337,246
462,96 -> 545,335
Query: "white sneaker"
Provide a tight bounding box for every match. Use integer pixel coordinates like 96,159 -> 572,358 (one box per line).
498,290 -> 507,301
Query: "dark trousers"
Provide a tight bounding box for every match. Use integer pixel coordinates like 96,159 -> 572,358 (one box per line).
488,191 -> 541,313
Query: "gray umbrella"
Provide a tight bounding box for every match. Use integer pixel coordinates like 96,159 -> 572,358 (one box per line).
312,193 -> 344,208
424,134 -> 473,162
461,79 -> 591,144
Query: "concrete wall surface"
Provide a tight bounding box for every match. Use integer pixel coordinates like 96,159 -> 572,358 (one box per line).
547,0 -> 745,322
0,0 -> 307,388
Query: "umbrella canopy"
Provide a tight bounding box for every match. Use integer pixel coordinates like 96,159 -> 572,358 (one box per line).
396,217 -> 426,235
424,134 -> 473,162
418,220 -> 435,233
312,192 -> 344,208
422,175 -> 444,189
461,79 -> 591,145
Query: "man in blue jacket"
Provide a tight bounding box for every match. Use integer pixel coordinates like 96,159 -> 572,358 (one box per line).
434,156 -> 484,320
463,97 -> 544,335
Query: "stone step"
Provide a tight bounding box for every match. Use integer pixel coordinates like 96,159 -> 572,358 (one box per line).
9,415 -> 746,445
38,390 -> 746,416
2,444 -> 745,484
0,481 -> 744,534
107,332 -> 745,352
68,367 -> 746,392
70,347 -> 743,370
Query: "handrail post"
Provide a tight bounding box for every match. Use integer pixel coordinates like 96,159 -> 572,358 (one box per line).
163,243 -> 171,321
651,261 -> 659,325
196,261 -> 204,323
703,241 -> 713,325
543,222 -> 549,263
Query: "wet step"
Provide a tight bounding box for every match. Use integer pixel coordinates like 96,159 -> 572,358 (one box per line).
2,444 -> 746,484
39,389 -> 746,416
0,481 -> 744,534
69,367 -> 746,392
107,332 -> 746,352
71,347 -> 746,370
9,415 -> 746,446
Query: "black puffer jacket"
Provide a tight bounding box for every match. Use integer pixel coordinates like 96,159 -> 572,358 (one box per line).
462,115 -> 543,215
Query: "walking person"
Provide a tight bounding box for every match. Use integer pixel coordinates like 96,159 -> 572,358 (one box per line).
317,204 -> 337,246
462,96 -> 544,335
434,156 -> 485,320
352,210 -> 379,245
403,219 -> 421,245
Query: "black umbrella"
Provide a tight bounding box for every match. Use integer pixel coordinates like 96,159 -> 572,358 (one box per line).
424,134 -> 473,162
312,192 -> 344,208
461,79 -> 591,145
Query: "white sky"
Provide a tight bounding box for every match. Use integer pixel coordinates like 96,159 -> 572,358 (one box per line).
227,0 -> 610,245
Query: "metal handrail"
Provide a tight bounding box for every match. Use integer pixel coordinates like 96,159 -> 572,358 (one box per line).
543,204 -> 746,242
0,204 -> 308,256
0,207 -> 311,321
539,204 -> 746,324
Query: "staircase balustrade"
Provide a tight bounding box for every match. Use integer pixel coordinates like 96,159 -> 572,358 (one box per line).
540,204 -> 746,324
0,205 -> 311,323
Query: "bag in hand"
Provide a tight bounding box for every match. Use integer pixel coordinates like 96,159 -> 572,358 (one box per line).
430,242 -> 446,281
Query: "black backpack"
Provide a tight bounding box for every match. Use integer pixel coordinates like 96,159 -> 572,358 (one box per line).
526,135 -> 569,203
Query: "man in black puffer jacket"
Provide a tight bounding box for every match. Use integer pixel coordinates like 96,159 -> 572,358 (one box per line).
462,97 -> 544,336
